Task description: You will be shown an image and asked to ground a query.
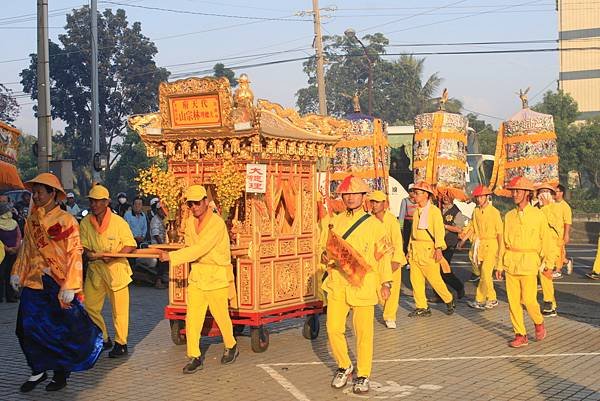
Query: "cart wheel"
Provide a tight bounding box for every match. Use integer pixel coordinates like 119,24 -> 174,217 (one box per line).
233,324 -> 245,336
170,320 -> 186,345
302,314 -> 320,340
250,326 -> 269,353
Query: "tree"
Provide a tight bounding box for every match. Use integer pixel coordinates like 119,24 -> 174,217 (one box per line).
296,33 -> 454,122
213,63 -> 238,88
466,113 -> 497,156
20,6 -> 169,196
571,120 -> 600,191
0,84 -> 19,123
16,134 -> 37,181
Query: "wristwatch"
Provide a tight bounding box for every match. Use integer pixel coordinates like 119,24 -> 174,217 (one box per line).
382,282 -> 392,289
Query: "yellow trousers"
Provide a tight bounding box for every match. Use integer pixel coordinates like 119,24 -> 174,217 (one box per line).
539,272 -> 556,309
475,258 -> 497,303
326,297 -> 374,378
593,237 -> 600,274
505,273 -> 544,335
469,245 -> 480,276
410,263 -> 453,309
84,279 -> 129,345
382,268 -> 401,321
186,286 -> 236,359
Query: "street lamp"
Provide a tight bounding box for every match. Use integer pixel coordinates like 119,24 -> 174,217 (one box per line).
344,28 -> 373,116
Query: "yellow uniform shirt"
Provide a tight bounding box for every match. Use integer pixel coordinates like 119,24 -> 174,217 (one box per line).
408,203 -> 446,268
471,203 -> 503,263
382,210 -> 407,266
13,206 -> 83,291
554,200 -> 572,237
322,210 -> 392,306
170,212 -> 232,291
540,203 -> 563,268
501,204 -> 551,275
80,212 -> 137,291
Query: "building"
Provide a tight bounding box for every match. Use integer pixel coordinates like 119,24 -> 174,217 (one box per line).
558,0 -> 600,120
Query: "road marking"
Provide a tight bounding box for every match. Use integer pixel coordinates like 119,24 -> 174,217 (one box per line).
258,353 -> 600,400
553,281 -> 600,285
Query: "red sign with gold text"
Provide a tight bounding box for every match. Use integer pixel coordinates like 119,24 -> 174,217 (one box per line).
169,94 -> 222,128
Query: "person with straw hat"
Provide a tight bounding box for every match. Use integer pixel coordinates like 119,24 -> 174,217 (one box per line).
11,173 -> 103,392
158,185 -> 239,374
495,176 -> 550,348
462,185 -> 503,310
80,184 -> 137,358
321,175 -> 392,395
367,190 -> 407,329
406,181 -> 455,318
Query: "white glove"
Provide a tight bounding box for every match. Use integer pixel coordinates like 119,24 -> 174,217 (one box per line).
10,275 -> 20,292
58,289 -> 75,304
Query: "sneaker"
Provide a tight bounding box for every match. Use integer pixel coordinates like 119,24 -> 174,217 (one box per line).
542,301 -> 553,313
20,372 -> 47,393
331,364 -> 353,389
445,299 -> 456,315
586,272 -> 600,280
353,376 -> 370,394
408,308 -> 432,317
509,334 -> 529,348
467,300 -> 486,310
384,320 -> 397,329
552,271 -> 563,279
542,309 -> 557,317
534,323 -> 547,341
108,343 -> 128,358
221,344 -> 239,364
566,259 -> 573,275
484,300 -> 499,309
467,273 -> 480,283
182,357 -> 203,374
102,337 -> 113,351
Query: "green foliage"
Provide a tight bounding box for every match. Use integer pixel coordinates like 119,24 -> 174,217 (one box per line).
16,134 -> 37,181
19,6 -> 169,195
104,129 -> 153,196
0,84 -> 19,123
213,63 -> 238,88
466,113 -> 497,156
296,33 -> 454,122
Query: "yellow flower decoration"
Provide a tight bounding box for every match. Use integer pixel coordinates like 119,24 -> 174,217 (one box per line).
212,159 -> 245,220
135,164 -> 186,220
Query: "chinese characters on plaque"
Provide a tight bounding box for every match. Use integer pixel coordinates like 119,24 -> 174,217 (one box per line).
169,94 -> 222,128
245,164 -> 267,193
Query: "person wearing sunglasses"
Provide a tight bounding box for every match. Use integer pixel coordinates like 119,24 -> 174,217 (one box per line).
159,185 -> 238,374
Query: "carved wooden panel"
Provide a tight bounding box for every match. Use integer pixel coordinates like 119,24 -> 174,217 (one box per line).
259,262 -> 273,305
238,261 -> 253,307
301,177 -> 314,233
169,263 -> 189,306
273,258 -> 301,302
297,237 -> 313,255
259,240 -> 277,258
303,258 -> 315,297
278,238 -> 296,257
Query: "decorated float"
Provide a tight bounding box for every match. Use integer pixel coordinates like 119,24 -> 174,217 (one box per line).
128,75 -> 350,352
0,121 -> 24,190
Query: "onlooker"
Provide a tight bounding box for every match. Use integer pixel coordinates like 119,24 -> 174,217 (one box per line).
398,184 -> 416,255
15,191 -> 31,219
65,193 -> 81,218
115,192 -> 131,217
0,201 -> 21,302
150,203 -> 168,289
124,197 -> 148,246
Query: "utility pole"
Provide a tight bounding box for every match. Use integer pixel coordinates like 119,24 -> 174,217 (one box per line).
37,0 -> 52,172
312,0 -> 327,116
90,0 -> 101,183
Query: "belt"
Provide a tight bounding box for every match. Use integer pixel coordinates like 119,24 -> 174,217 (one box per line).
506,247 -> 537,253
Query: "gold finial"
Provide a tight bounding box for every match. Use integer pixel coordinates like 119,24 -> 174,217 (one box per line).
341,88 -> 366,113
438,88 -> 449,111
517,87 -> 530,109
234,73 -> 254,107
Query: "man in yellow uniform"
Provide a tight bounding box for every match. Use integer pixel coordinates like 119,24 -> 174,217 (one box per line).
159,185 -> 238,374
407,182 -> 455,317
11,173 -> 102,392
587,236 -> 600,280
367,190 -> 407,329
536,183 -> 562,317
80,185 -> 137,358
553,184 -> 573,276
495,176 -> 549,348
322,175 -> 392,394
462,185 -> 503,310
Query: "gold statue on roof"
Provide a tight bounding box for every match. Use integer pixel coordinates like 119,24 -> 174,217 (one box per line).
517,87 -> 530,109
438,88 -> 449,111
234,73 -> 254,107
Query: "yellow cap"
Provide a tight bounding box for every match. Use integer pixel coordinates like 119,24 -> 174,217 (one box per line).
367,190 -> 387,202
185,185 -> 207,201
88,184 -> 110,200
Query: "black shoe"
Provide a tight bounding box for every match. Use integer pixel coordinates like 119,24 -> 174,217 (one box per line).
408,308 -> 432,317
45,372 -> 68,392
183,357 -> 203,374
102,337 -> 113,351
221,344 -> 239,365
446,299 -> 456,315
108,343 -> 128,358
20,372 -> 47,393
467,274 -> 480,283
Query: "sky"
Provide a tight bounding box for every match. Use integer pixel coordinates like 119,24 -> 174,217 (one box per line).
0,0 -> 560,136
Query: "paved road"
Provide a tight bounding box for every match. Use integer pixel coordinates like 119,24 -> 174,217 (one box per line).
0,245 -> 598,400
